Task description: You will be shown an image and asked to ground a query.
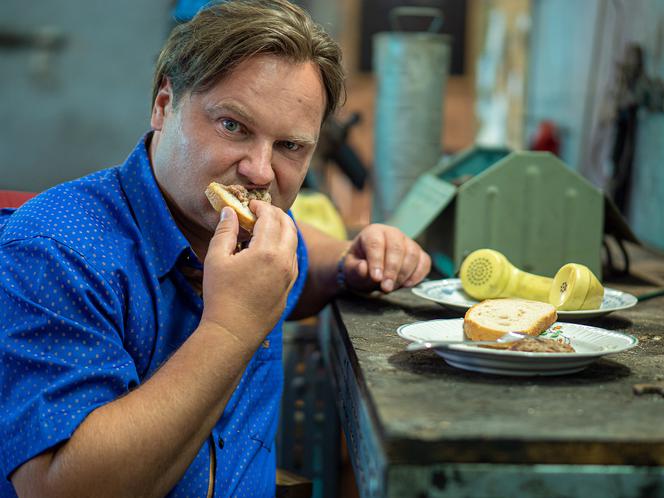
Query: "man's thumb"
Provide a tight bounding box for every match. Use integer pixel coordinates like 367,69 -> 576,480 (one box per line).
210,207 -> 239,256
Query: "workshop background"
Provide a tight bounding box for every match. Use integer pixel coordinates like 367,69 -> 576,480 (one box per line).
1,0 -> 663,249
1,1 -> 664,497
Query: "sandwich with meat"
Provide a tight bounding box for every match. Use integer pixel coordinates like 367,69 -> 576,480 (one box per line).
205,182 -> 272,235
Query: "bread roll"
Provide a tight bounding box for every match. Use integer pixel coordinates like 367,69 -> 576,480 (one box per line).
463,298 -> 557,342
205,182 -> 271,233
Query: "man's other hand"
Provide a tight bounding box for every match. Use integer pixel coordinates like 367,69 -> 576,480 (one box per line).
342,224 -> 431,293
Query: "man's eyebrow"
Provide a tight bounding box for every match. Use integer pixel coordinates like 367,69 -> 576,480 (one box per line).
207,102 -> 257,128
287,135 -> 318,146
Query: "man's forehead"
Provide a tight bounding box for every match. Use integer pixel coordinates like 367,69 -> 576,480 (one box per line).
215,56 -> 324,106
196,55 -> 326,139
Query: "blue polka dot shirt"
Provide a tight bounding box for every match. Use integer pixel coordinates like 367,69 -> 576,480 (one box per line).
0,134 -> 308,497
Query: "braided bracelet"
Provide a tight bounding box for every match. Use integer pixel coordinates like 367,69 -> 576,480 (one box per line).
336,246 -> 351,292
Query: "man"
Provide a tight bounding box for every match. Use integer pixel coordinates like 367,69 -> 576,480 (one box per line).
0,1 -> 430,496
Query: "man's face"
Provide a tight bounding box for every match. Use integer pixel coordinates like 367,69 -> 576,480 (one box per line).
150,54 -> 327,234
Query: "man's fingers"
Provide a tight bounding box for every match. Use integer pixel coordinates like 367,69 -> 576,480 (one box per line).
248,201 -> 277,250
343,224 -> 432,294
356,259 -> 368,279
360,231 -> 386,282
249,200 -> 298,253
208,207 -> 239,257
403,250 -> 432,288
395,240 -> 424,287
244,201 -> 299,294
249,201 -> 279,245
380,234 -> 406,292
345,254 -> 368,279
344,255 -> 378,292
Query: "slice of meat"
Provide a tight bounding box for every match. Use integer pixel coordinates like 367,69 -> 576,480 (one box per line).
506,337 -> 575,353
477,336 -> 575,352
224,185 -> 271,207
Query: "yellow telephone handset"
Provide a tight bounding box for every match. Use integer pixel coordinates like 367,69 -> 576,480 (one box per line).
549,263 -> 604,310
459,249 -> 552,302
459,249 -> 604,310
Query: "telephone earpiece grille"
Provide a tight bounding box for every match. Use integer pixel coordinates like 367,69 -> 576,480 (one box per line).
467,257 -> 492,286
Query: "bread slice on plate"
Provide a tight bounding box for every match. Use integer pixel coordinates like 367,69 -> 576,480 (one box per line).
463,298 -> 557,342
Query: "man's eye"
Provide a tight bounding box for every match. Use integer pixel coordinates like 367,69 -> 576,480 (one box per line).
221,119 -> 242,133
281,141 -> 301,152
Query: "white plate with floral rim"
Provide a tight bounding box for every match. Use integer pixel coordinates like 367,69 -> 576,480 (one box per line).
412,278 -> 638,320
397,318 -> 638,376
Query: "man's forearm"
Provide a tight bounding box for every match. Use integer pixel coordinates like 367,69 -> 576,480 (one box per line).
12,321 -> 258,498
290,222 -> 350,320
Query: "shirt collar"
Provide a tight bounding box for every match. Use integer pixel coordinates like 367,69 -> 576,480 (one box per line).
118,133 -> 192,278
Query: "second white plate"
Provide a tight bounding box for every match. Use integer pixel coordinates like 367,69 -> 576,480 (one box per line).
397,318 -> 638,376
412,278 -> 638,319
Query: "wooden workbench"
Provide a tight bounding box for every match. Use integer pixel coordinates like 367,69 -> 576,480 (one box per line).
323,267 -> 664,498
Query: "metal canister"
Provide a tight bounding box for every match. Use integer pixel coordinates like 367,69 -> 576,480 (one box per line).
372,7 -> 450,223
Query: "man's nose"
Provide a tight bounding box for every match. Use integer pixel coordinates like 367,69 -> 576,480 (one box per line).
237,141 -> 274,186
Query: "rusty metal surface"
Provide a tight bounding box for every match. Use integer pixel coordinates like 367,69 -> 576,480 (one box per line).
331,282 -> 664,467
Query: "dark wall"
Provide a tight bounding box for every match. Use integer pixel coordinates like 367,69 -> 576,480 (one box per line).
0,0 -> 172,192
360,0 -> 467,75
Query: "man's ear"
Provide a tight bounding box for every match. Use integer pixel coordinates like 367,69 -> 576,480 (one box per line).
151,78 -> 175,131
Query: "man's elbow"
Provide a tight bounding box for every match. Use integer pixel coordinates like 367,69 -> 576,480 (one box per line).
11,451 -> 63,498
10,450 -> 150,498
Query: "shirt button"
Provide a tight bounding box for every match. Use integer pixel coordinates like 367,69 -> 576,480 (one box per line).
217,436 -> 224,449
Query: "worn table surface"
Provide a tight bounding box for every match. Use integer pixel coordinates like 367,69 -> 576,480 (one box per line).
330,274 -> 664,468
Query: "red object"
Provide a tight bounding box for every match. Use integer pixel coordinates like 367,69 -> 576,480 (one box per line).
530,120 -> 561,156
0,190 -> 37,208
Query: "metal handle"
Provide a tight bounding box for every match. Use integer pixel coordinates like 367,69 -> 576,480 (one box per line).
406,332 -> 527,352
389,6 -> 444,33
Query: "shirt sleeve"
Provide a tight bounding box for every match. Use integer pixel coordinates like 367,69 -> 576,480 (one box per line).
0,236 -> 139,481
284,213 -> 309,319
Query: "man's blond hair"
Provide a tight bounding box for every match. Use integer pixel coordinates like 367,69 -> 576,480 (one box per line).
152,0 -> 345,120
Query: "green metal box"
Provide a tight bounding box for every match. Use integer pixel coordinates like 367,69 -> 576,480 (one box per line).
389,147 -> 605,278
